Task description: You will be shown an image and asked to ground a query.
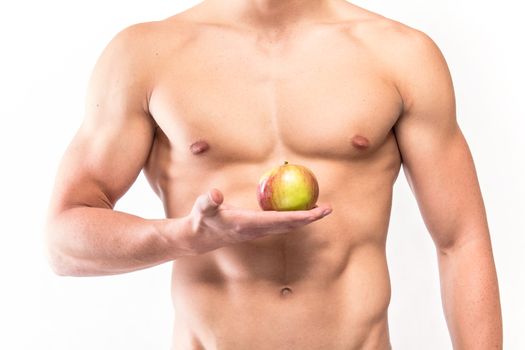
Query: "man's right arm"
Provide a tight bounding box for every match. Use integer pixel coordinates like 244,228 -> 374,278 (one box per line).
44,24 -> 189,276
45,23 -> 332,277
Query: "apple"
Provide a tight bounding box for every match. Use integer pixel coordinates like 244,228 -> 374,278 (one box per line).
257,161 -> 319,211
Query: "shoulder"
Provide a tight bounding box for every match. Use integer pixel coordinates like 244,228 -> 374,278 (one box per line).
337,5 -> 444,63
100,16 -> 202,63
102,21 -> 157,58
337,5 -> 452,108
372,19 -> 447,73
366,19 -> 453,110
365,18 -> 449,85
85,19 -> 193,110
92,22 -> 157,79
100,19 -> 190,60
90,18 -> 198,86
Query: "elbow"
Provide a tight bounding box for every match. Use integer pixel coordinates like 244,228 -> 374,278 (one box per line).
44,220 -> 85,277
45,247 -> 76,277
432,226 -> 492,258
434,238 -> 456,257
47,256 -> 74,277
46,248 -> 88,277
45,239 -> 80,277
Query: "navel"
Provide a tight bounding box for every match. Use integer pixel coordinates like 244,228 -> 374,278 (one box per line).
189,140 -> 210,155
351,135 -> 370,150
280,287 -> 293,297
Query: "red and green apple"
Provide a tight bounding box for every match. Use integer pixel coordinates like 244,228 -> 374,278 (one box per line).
257,161 -> 319,211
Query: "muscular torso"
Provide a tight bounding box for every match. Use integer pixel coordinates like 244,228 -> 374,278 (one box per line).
142,3 -> 403,349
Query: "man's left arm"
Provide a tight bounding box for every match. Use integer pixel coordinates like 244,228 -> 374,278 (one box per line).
392,30 -> 502,349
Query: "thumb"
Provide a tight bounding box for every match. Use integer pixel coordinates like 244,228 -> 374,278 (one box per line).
194,188 -> 224,216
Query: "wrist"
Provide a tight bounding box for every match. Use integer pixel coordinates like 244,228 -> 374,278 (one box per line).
151,215 -> 197,259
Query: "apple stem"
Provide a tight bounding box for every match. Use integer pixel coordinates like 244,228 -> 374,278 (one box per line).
284,161 -> 288,165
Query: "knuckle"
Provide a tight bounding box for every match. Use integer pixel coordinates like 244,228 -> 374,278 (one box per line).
233,222 -> 244,234
309,213 -> 321,222
283,222 -> 297,230
223,231 -> 240,244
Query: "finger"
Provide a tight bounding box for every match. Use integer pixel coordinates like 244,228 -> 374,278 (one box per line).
194,189 -> 224,216
245,204 -> 333,232
209,188 -> 224,206
287,205 -> 332,223
280,204 -> 333,221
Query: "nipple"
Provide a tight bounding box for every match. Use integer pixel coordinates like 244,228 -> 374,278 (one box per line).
190,140 -> 210,155
351,135 -> 370,150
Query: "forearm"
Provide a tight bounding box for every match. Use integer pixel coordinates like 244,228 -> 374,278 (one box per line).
45,207 -> 193,277
437,234 -> 503,349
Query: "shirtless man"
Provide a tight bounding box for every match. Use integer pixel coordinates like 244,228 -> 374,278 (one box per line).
45,0 -> 503,349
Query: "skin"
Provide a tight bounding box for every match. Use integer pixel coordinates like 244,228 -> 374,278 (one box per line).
46,0 -> 503,349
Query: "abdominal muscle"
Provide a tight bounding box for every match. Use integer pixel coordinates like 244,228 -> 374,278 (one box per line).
143,135 -> 401,349
145,110 -> 402,350
145,136 -> 401,349
166,188 -> 394,350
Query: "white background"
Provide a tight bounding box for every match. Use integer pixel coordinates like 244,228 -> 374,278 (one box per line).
0,0 -> 523,349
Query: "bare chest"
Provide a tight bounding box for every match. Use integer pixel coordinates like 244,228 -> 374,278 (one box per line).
147,25 -> 402,167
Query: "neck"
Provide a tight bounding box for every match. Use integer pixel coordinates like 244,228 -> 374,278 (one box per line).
203,0 -> 336,30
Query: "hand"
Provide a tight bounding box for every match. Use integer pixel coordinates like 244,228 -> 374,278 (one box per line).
187,188 -> 332,254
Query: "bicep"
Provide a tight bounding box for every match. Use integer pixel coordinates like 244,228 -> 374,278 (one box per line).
393,31 -> 488,251
49,26 -> 156,215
